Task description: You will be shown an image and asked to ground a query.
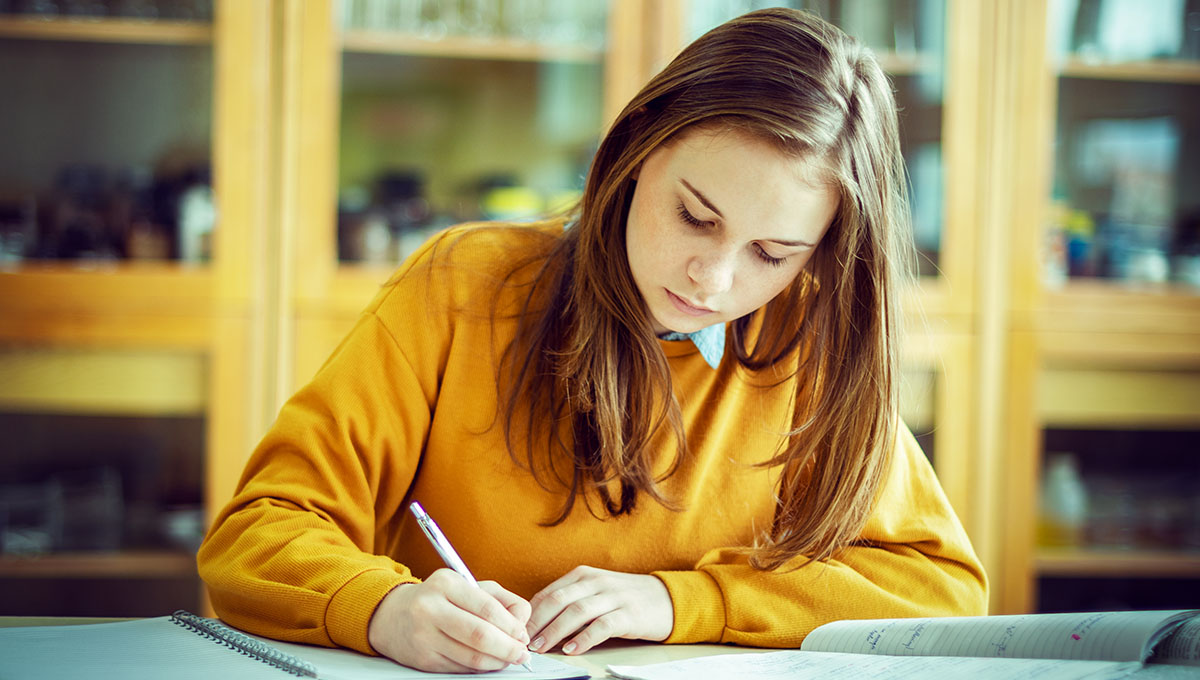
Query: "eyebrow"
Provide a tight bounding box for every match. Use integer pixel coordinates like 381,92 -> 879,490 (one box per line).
680,179 -> 816,249
681,179 -> 724,219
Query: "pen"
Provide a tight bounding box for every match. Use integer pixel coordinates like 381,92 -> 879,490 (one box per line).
408,501 -> 534,672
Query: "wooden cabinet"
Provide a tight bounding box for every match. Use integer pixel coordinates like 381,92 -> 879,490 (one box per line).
0,1 -> 273,616
2,0 -> 1193,617
1000,0 -> 1200,614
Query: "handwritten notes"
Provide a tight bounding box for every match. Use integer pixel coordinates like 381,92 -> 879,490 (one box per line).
800,611 -> 1196,663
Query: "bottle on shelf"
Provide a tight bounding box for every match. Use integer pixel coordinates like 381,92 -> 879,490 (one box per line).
1039,452 -> 1089,548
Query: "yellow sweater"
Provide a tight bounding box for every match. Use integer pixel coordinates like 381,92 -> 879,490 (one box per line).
198,223 -> 987,656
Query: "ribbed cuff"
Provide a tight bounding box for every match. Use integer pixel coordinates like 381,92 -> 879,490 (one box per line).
652,570 -> 726,644
325,568 -> 416,655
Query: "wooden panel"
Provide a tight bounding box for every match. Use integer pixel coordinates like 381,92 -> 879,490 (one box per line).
1030,282 -> 1200,337
0,17 -> 212,44
0,552 -> 197,580
342,31 -> 602,62
1059,58 -> 1200,84
1000,329 -> 1042,614
1038,332 -> 1200,367
0,349 -> 206,415
1037,549 -> 1200,578
1040,368 -> 1200,428
0,265 -> 212,318
0,313 -> 212,349
899,366 -> 936,433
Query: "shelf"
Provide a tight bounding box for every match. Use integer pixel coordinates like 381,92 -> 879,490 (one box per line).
876,51 -> 940,76
341,30 -> 603,63
0,16 -> 212,45
0,551 -> 198,580
0,347 -> 207,415
1014,282 -> 1200,356
1058,57 -> 1200,84
1039,367 -> 1200,428
0,262 -> 216,347
1036,548 -> 1200,578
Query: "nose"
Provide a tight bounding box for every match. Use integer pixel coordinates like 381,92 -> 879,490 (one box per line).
687,249 -> 735,297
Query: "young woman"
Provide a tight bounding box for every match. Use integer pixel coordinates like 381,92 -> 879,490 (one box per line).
198,7 -> 987,674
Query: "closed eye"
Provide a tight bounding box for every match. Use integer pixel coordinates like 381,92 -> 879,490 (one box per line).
753,244 -> 787,268
676,202 -> 713,229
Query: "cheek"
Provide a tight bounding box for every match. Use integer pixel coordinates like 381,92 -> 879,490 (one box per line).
739,265 -> 804,311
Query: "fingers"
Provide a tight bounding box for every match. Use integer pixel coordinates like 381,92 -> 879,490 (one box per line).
527,567 -> 614,653
563,611 -> 629,655
525,567 -> 675,656
368,571 -> 531,672
430,571 -> 531,664
479,580 -> 533,630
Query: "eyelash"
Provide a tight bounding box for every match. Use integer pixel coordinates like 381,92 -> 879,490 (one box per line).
675,202 -> 788,268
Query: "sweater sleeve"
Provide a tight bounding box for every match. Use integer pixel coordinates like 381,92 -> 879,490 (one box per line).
652,425 -> 988,647
197,238 -> 453,655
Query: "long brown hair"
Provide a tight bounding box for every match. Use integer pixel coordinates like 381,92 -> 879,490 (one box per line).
500,8 -> 914,569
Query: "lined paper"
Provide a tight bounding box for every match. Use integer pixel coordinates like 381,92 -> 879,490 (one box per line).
800,610 -> 1198,662
608,650 -> 1140,680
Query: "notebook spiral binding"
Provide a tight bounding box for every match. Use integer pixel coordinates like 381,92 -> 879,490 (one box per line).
170,610 -> 318,678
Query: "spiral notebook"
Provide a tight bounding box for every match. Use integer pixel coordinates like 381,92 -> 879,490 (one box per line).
0,610 -> 590,680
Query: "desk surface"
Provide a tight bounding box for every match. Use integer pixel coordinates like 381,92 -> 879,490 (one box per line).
0,616 -> 762,679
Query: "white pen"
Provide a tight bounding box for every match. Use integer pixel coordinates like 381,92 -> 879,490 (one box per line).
408,501 -> 534,672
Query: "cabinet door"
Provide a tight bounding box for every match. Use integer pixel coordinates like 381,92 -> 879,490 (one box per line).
0,2 -> 218,617
1044,0 -> 1200,293
0,0 -> 272,617
0,7 -> 215,266
288,0 -> 614,389
1001,0 -> 1200,615
1033,368 -> 1200,612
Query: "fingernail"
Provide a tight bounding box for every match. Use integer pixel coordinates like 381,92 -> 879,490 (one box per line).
529,636 -> 544,652
518,651 -> 532,665
562,641 -> 577,655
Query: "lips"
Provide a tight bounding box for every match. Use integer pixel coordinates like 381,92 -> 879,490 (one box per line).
667,289 -> 714,316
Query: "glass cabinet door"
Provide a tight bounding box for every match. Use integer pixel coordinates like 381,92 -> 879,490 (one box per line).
1044,0 -> 1200,291
0,2 -> 215,266
0,0 -> 272,618
334,0 -> 609,266
681,0 -> 949,279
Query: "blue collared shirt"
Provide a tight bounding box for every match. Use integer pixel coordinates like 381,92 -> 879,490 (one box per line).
658,323 -> 726,370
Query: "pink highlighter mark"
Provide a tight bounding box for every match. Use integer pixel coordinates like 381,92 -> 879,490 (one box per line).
1071,634 -> 1082,641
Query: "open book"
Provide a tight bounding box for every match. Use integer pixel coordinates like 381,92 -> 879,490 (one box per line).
610,610 -> 1200,680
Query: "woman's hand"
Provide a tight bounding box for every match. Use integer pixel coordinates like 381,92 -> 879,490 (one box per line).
367,569 -> 532,673
525,566 -> 674,656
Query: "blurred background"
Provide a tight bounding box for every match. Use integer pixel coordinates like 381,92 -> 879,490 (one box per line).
0,0 -> 1196,618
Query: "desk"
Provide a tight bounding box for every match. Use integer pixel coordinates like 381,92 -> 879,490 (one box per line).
0,616 -> 762,679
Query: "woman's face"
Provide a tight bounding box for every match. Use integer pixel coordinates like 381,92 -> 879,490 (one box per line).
626,127 -> 839,336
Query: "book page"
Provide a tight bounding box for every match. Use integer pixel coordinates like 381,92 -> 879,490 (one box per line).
1149,616 -> 1200,666
607,650 -> 1140,680
800,610 -> 1199,662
